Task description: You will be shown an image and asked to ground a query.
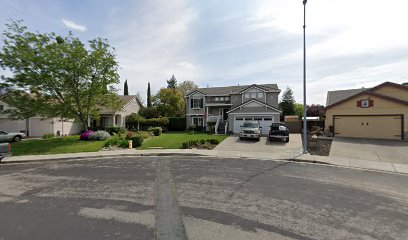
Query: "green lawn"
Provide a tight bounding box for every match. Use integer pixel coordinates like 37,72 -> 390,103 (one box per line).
139,132 -> 228,149
11,135 -> 105,156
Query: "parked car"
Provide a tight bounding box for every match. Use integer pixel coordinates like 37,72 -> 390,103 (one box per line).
269,122 -> 289,142
0,130 -> 26,143
0,143 -> 11,161
239,121 -> 262,141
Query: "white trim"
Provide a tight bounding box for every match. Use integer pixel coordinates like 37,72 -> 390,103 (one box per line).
239,85 -> 267,94
186,113 -> 205,116
229,112 -> 278,115
205,103 -> 233,107
185,90 -> 205,97
206,94 -> 230,97
227,99 -> 282,114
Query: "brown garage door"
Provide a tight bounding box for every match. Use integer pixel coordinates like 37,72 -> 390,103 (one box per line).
334,115 -> 403,140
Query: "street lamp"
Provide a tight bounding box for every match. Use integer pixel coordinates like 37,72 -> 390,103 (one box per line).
302,0 -> 308,154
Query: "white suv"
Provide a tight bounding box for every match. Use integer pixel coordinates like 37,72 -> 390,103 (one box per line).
239,121 -> 262,141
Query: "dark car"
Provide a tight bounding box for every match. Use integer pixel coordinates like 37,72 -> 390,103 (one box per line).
269,122 -> 289,142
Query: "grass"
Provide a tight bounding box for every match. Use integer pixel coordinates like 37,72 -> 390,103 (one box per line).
138,131 -> 228,150
11,135 -> 105,156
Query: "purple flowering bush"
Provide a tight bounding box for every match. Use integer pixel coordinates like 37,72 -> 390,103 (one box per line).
80,130 -> 94,141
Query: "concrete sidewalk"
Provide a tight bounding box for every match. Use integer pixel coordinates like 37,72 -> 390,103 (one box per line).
1,149 -> 407,175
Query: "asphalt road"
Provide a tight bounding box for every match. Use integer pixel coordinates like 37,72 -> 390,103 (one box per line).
0,156 -> 407,240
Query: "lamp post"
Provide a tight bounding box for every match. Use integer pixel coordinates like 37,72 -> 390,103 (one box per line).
302,0 -> 308,154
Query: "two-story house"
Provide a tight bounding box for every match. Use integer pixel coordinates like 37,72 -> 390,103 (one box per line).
185,84 -> 282,134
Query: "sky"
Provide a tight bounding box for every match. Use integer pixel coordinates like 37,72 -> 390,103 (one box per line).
1,0 -> 408,105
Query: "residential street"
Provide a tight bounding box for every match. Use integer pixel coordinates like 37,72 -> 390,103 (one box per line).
0,156 -> 407,240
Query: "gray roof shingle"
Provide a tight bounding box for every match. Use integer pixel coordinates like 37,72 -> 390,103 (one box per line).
187,84 -> 279,96
326,88 -> 368,106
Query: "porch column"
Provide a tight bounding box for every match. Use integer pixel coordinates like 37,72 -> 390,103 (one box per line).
112,114 -> 116,127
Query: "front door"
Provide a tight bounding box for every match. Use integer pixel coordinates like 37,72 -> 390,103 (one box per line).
222,109 -> 229,121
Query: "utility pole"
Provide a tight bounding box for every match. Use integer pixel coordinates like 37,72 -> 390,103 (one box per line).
302,0 -> 308,154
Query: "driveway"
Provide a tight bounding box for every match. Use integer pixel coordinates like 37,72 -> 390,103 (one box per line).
330,137 -> 408,164
214,133 -> 303,155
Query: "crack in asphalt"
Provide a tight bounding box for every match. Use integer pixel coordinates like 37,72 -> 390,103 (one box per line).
155,159 -> 188,240
226,162 -> 290,200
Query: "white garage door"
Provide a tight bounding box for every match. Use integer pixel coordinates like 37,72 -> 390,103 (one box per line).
234,116 -> 274,134
0,118 -> 26,133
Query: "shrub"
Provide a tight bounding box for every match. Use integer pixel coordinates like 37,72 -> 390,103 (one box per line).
89,130 -> 111,141
182,141 -> 190,149
150,127 -> 162,136
80,130 -> 94,141
188,124 -> 197,133
208,138 -> 220,145
43,133 -> 55,139
128,135 -> 144,148
199,139 -> 206,144
125,131 -> 136,140
103,135 -> 129,148
168,117 -> 186,131
310,126 -> 324,136
105,126 -> 126,135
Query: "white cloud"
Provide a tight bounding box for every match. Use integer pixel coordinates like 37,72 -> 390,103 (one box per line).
62,19 -> 87,32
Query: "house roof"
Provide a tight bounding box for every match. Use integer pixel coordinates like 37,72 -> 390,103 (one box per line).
326,88 -> 367,106
326,82 -> 408,109
186,84 -> 279,96
99,95 -> 142,114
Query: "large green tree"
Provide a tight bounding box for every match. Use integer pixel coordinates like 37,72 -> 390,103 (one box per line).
166,74 -> 177,89
278,87 -> 296,119
156,88 -> 185,117
294,103 -> 304,119
0,20 -> 120,130
177,80 -> 198,96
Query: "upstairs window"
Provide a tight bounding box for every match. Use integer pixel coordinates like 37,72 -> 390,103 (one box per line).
244,91 -> 264,99
357,99 -> 373,108
191,98 -> 203,109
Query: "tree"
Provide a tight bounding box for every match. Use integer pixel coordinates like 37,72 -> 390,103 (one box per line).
156,88 -> 185,117
124,79 -> 129,95
0,20 -> 120,130
278,87 -> 296,119
294,103 -> 304,119
166,74 -> 177,89
307,104 -> 325,117
177,80 -> 198,96
147,82 -> 152,107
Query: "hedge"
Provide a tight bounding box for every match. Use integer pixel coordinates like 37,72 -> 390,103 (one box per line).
168,117 -> 186,131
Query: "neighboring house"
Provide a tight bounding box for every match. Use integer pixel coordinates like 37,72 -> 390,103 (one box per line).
185,84 -> 281,134
0,95 -> 142,137
91,95 -> 142,128
0,99 -> 83,137
325,82 -> 408,140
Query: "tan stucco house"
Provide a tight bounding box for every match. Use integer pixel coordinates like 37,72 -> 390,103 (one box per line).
325,82 -> 408,140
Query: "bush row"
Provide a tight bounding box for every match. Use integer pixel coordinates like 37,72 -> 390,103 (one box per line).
182,138 -> 221,149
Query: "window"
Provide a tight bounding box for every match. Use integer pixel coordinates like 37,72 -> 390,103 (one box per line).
361,99 -> 369,108
0,105 -> 4,111
215,97 -> 219,101
254,117 -> 262,120
225,96 -> 230,101
251,93 -> 257,98
191,98 -> 203,109
244,93 -> 250,98
257,92 -> 264,98
236,118 -> 243,120
192,117 -> 204,127
264,118 -> 272,121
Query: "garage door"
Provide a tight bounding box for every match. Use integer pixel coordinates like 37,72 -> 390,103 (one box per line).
234,116 -> 274,134
334,115 -> 402,140
0,118 -> 26,133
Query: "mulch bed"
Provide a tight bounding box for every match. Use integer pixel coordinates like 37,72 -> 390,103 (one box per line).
301,134 -> 332,156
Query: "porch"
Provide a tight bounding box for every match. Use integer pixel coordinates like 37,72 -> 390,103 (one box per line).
91,114 -> 126,128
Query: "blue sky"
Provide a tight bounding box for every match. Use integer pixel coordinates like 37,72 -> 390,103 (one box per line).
1,0 -> 408,105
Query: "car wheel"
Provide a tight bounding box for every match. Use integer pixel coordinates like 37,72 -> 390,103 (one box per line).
285,137 -> 289,143
239,137 -> 243,141
269,137 -> 273,142
13,136 -> 22,142
257,137 -> 261,141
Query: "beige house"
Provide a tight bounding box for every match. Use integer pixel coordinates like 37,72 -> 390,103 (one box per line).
91,95 -> 142,128
325,82 -> 408,140
0,95 -> 141,137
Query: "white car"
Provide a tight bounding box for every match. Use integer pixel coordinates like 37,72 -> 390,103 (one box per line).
0,130 -> 26,142
239,121 -> 262,141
